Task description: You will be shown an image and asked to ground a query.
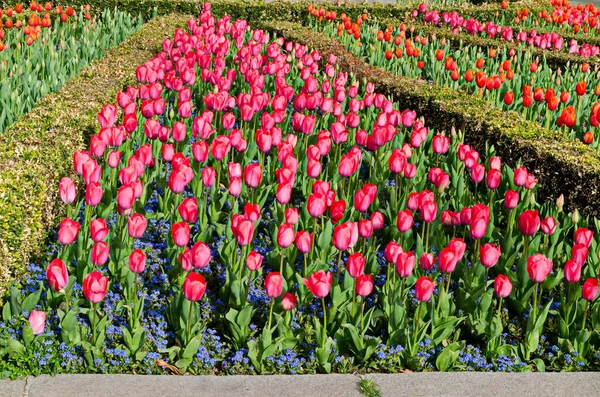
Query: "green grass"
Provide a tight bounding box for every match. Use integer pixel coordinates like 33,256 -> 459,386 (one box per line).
359,377 -> 382,397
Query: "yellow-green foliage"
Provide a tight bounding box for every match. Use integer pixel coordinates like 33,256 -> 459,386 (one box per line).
0,14 -> 192,296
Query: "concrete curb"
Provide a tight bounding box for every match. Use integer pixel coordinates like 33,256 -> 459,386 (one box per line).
1,373 -> 600,397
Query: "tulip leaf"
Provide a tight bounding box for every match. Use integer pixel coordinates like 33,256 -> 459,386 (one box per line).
435,342 -> 460,371
21,285 -> 43,313
22,324 -> 35,347
2,303 -> 11,323
182,333 -> 203,360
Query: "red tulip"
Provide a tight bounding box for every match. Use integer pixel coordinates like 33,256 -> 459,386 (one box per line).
448,238 -> 467,263
265,272 -> 283,298
59,177 -> 76,204
420,200 -> 437,223
178,198 -> 198,223
354,187 -> 372,212
46,258 -> 69,292
91,218 -> 109,242
277,222 -> 296,248
285,207 -> 299,225
384,241 -> 402,264
129,249 -> 146,273
83,271 -> 108,303
526,254 -> 553,283
117,185 -> 135,212
370,211 -> 384,230
419,252 -> 435,271
329,199 -> 346,224
480,243 -> 501,268
358,219 -> 373,239
295,230 -> 313,254
356,274 -> 374,297
333,221 -> 358,251
244,163 -> 262,188
192,241 -> 211,269
388,148 -> 406,173
486,169 -> 501,190
571,243 -> 588,267
493,275 -> 512,298
519,210 -> 540,236
281,292 -> 297,310
244,203 -> 261,222
432,134 -> 449,154
415,276 -> 435,302
504,190 -> 519,209
540,217 -> 558,235
303,270 -> 332,298
182,272 -> 207,301
171,222 -> 190,247
470,204 -> 490,240
91,242 -> 110,266
582,278 -> 599,302
564,259 -> 581,283
396,209 -> 413,232
574,228 -> 594,248
307,193 -> 327,218
346,252 -> 365,278
28,310 -> 46,335
231,214 -> 255,246
438,247 -> 457,273
514,166 -> 528,187
58,218 -> 80,245
246,250 -> 263,271
128,213 -> 147,239
395,251 -> 415,278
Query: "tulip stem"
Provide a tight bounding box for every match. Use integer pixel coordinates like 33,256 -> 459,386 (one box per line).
335,250 -> 343,281
566,283 -> 573,325
91,303 -> 97,345
360,300 -> 365,330
268,299 -> 274,331
303,254 -> 308,278
532,283 -> 539,325
186,301 -> 194,345
279,249 -> 285,274
413,302 -> 422,349
321,298 -> 327,346
582,301 -> 589,332
497,297 -> 503,320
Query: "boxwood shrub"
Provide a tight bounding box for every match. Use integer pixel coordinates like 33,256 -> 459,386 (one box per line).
0,14 -> 192,296
259,20 -> 600,218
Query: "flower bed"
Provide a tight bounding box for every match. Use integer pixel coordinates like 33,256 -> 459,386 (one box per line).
308,12 -> 600,149
0,13 -> 191,297
0,4 -> 143,132
260,21 -> 600,217
1,3 -> 599,377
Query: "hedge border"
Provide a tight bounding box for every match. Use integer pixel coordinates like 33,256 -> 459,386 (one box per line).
0,14 -> 192,295
259,20 -> 600,217
10,0 -> 549,26
365,18 -> 600,69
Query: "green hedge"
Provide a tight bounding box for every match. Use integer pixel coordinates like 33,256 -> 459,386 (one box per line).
372,18 -> 600,69
259,20 -> 600,217
10,0 -> 548,26
0,14 -> 192,295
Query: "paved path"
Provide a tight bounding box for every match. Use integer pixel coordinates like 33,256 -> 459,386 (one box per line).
1,373 -> 600,397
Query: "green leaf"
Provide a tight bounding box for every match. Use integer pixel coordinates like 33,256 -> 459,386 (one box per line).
21,286 -> 43,312
436,343 -> 460,371
182,334 -> 203,360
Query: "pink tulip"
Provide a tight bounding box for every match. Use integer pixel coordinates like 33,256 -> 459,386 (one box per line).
28,310 -> 46,335
303,270 -> 332,298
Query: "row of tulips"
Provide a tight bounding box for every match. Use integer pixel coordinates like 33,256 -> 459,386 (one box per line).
310,11 -> 600,148
0,6 -> 142,132
1,2 -> 600,375
517,1 -> 600,36
412,4 -> 600,57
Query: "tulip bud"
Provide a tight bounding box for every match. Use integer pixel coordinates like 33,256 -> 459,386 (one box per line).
281,292 -> 297,310
129,249 -> 147,273
355,274 -> 374,297
182,272 -> 207,301
493,275 -> 512,298
265,272 -> 283,298
246,250 -> 263,272
415,276 -> 435,302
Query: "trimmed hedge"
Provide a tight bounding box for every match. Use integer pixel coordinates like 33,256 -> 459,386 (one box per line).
0,14 -> 192,295
371,18 -> 600,69
15,0 -> 549,26
259,20 -> 600,217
